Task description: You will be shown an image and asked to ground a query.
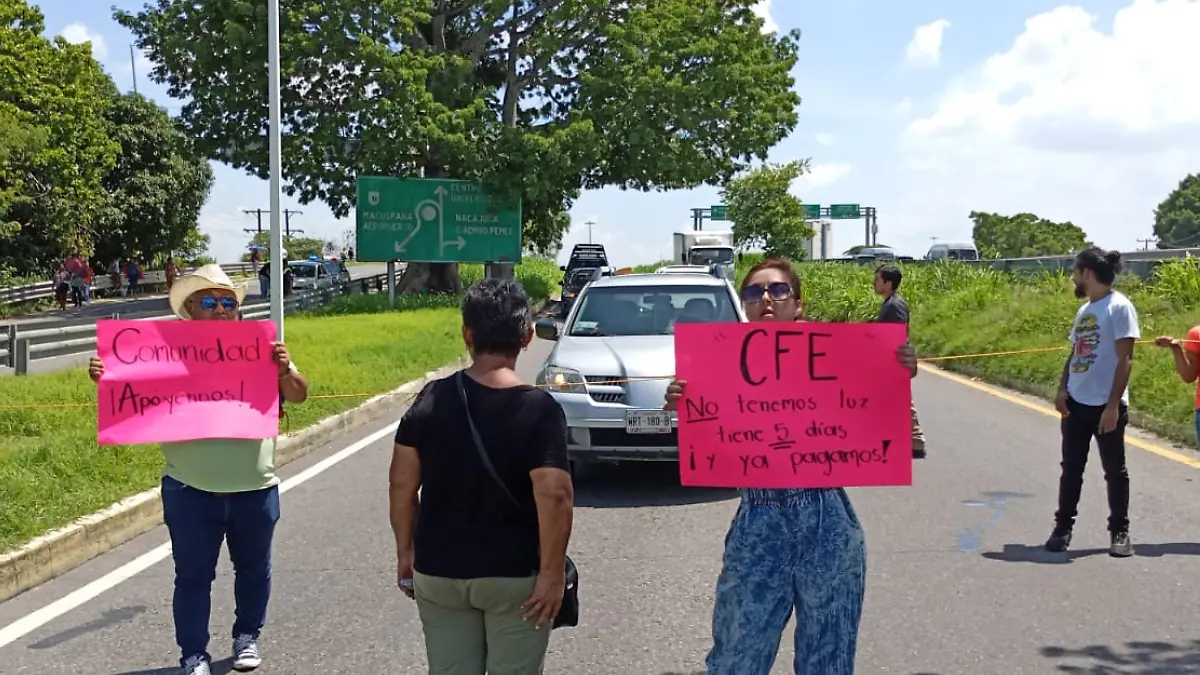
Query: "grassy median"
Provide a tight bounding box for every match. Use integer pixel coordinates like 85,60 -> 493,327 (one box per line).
788,259 -> 1200,446
0,258 -> 559,553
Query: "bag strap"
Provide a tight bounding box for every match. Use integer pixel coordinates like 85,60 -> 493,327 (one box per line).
456,371 -> 521,509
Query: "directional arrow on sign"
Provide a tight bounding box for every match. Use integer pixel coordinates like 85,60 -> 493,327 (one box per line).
443,236 -> 466,250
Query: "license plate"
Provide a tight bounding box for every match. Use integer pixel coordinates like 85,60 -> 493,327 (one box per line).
625,410 -> 673,434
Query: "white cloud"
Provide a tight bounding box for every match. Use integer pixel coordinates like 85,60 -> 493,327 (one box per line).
815,133 -> 835,147
60,23 -> 108,62
904,19 -> 949,67
752,0 -> 778,33
799,162 -> 852,189
896,0 -> 1200,251
894,97 -> 913,115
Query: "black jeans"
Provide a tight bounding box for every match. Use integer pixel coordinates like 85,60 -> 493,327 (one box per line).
1055,396 -> 1130,533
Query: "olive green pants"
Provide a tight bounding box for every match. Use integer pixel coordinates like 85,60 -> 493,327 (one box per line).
912,402 -> 926,450
414,571 -> 551,675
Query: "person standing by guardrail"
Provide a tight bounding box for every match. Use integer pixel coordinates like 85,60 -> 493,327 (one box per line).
87,264 -> 309,675
1048,248 -> 1138,558
125,258 -> 143,296
873,263 -> 926,459
165,257 -> 178,290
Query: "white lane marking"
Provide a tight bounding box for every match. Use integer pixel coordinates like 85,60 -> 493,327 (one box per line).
0,423 -> 398,649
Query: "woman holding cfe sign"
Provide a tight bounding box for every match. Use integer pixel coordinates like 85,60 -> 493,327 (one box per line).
664,257 -> 917,675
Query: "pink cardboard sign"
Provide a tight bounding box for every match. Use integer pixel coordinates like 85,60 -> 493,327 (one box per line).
96,320 -> 280,445
674,321 -> 913,489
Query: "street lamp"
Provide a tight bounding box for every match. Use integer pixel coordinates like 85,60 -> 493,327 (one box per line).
266,0 -> 284,338
585,219 -> 596,244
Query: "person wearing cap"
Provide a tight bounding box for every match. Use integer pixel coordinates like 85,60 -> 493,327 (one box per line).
87,264 -> 308,675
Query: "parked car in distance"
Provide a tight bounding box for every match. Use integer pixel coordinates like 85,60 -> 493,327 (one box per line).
287,260 -> 335,291
322,258 -> 351,283
533,273 -> 745,471
561,266 -> 597,315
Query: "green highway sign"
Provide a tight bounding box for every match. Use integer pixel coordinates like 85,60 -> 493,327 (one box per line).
355,176 -> 522,263
803,204 -> 821,219
829,203 -> 861,220
710,205 -> 727,220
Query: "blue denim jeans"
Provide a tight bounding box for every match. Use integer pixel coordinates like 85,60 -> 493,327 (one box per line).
161,475 -> 280,665
1194,410 -> 1200,449
706,488 -> 866,675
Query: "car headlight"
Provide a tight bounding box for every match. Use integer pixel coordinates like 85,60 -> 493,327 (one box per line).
536,365 -> 588,395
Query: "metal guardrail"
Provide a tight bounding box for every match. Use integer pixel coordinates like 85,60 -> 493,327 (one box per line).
0,263 -> 259,305
0,274 -> 388,375
830,247 -> 1200,280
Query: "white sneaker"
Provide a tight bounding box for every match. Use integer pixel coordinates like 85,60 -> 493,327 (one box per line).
181,655 -> 211,675
232,634 -> 263,671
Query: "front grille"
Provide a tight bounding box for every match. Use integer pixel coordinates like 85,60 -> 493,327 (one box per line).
589,428 -> 679,447
584,375 -> 626,404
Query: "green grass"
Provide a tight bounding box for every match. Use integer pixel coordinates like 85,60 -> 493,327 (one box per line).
0,258 -> 563,553
775,258 -> 1200,445
0,308 -> 467,553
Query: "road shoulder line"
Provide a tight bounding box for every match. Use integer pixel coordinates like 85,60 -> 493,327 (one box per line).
919,363 -> 1200,469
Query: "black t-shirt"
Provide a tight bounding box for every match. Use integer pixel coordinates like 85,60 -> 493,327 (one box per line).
877,293 -> 910,325
394,372 -> 570,579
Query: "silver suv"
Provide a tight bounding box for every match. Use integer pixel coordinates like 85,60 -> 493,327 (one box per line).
533,273 -> 744,468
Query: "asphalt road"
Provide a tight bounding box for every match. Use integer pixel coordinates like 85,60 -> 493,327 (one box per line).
7,263 -> 392,326
3,337 -> 1200,673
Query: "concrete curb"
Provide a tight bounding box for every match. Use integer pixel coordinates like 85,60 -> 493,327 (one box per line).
0,355 -> 469,603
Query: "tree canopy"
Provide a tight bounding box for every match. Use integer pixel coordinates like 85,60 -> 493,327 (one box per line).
0,0 -> 214,282
116,0 -> 803,290
1154,174 -> 1200,249
969,211 -> 1091,259
722,161 -> 814,260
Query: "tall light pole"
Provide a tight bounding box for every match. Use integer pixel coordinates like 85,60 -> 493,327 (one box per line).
266,0 -> 284,339
585,219 -> 596,244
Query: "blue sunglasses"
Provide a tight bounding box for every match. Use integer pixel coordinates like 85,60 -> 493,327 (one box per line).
197,296 -> 239,312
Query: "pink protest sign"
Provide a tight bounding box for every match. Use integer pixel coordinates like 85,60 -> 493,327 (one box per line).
674,321 -> 913,489
96,319 -> 280,445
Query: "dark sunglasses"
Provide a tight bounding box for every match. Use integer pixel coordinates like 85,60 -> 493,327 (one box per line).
740,282 -> 794,304
197,296 -> 239,312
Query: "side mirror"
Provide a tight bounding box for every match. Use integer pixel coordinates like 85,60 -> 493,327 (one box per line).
534,317 -> 559,341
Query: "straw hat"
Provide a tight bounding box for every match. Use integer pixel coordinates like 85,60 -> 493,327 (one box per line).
169,264 -> 247,319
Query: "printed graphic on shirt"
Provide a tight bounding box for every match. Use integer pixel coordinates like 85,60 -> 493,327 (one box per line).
1071,313 -> 1100,373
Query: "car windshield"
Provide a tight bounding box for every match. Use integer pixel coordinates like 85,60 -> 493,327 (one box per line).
568,285 -> 737,336
689,247 -> 734,265
289,263 -> 317,278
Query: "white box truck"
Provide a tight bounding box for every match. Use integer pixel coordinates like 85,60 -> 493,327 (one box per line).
673,230 -> 735,281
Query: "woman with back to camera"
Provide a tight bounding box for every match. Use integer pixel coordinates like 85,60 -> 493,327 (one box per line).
664,257 -> 918,675
389,278 -> 574,675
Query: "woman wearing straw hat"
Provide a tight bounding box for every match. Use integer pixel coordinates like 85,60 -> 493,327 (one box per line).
88,264 -> 308,675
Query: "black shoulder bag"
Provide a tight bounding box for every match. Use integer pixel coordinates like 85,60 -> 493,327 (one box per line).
455,371 -> 579,629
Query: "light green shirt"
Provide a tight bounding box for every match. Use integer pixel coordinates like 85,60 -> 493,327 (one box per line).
162,437 -> 279,493
160,361 -> 296,493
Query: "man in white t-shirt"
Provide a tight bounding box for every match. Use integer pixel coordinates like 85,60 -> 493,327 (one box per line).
1046,248 -> 1139,558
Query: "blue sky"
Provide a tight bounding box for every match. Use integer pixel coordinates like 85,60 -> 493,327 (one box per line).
42,0 -> 1200,263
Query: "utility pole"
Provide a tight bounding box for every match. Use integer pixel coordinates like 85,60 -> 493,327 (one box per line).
1137,237 -> 1156,251
244,208 -> 302,238
283,209 -> 303,238
585,219 -> 595,244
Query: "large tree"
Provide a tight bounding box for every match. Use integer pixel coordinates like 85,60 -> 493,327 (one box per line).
92,93 -> 215,267
722,161 -> 814,259
116,0 -> 802,292
970,211 -> 1091,259
1154,174 -> 1200,249
0,0 -> 119,278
